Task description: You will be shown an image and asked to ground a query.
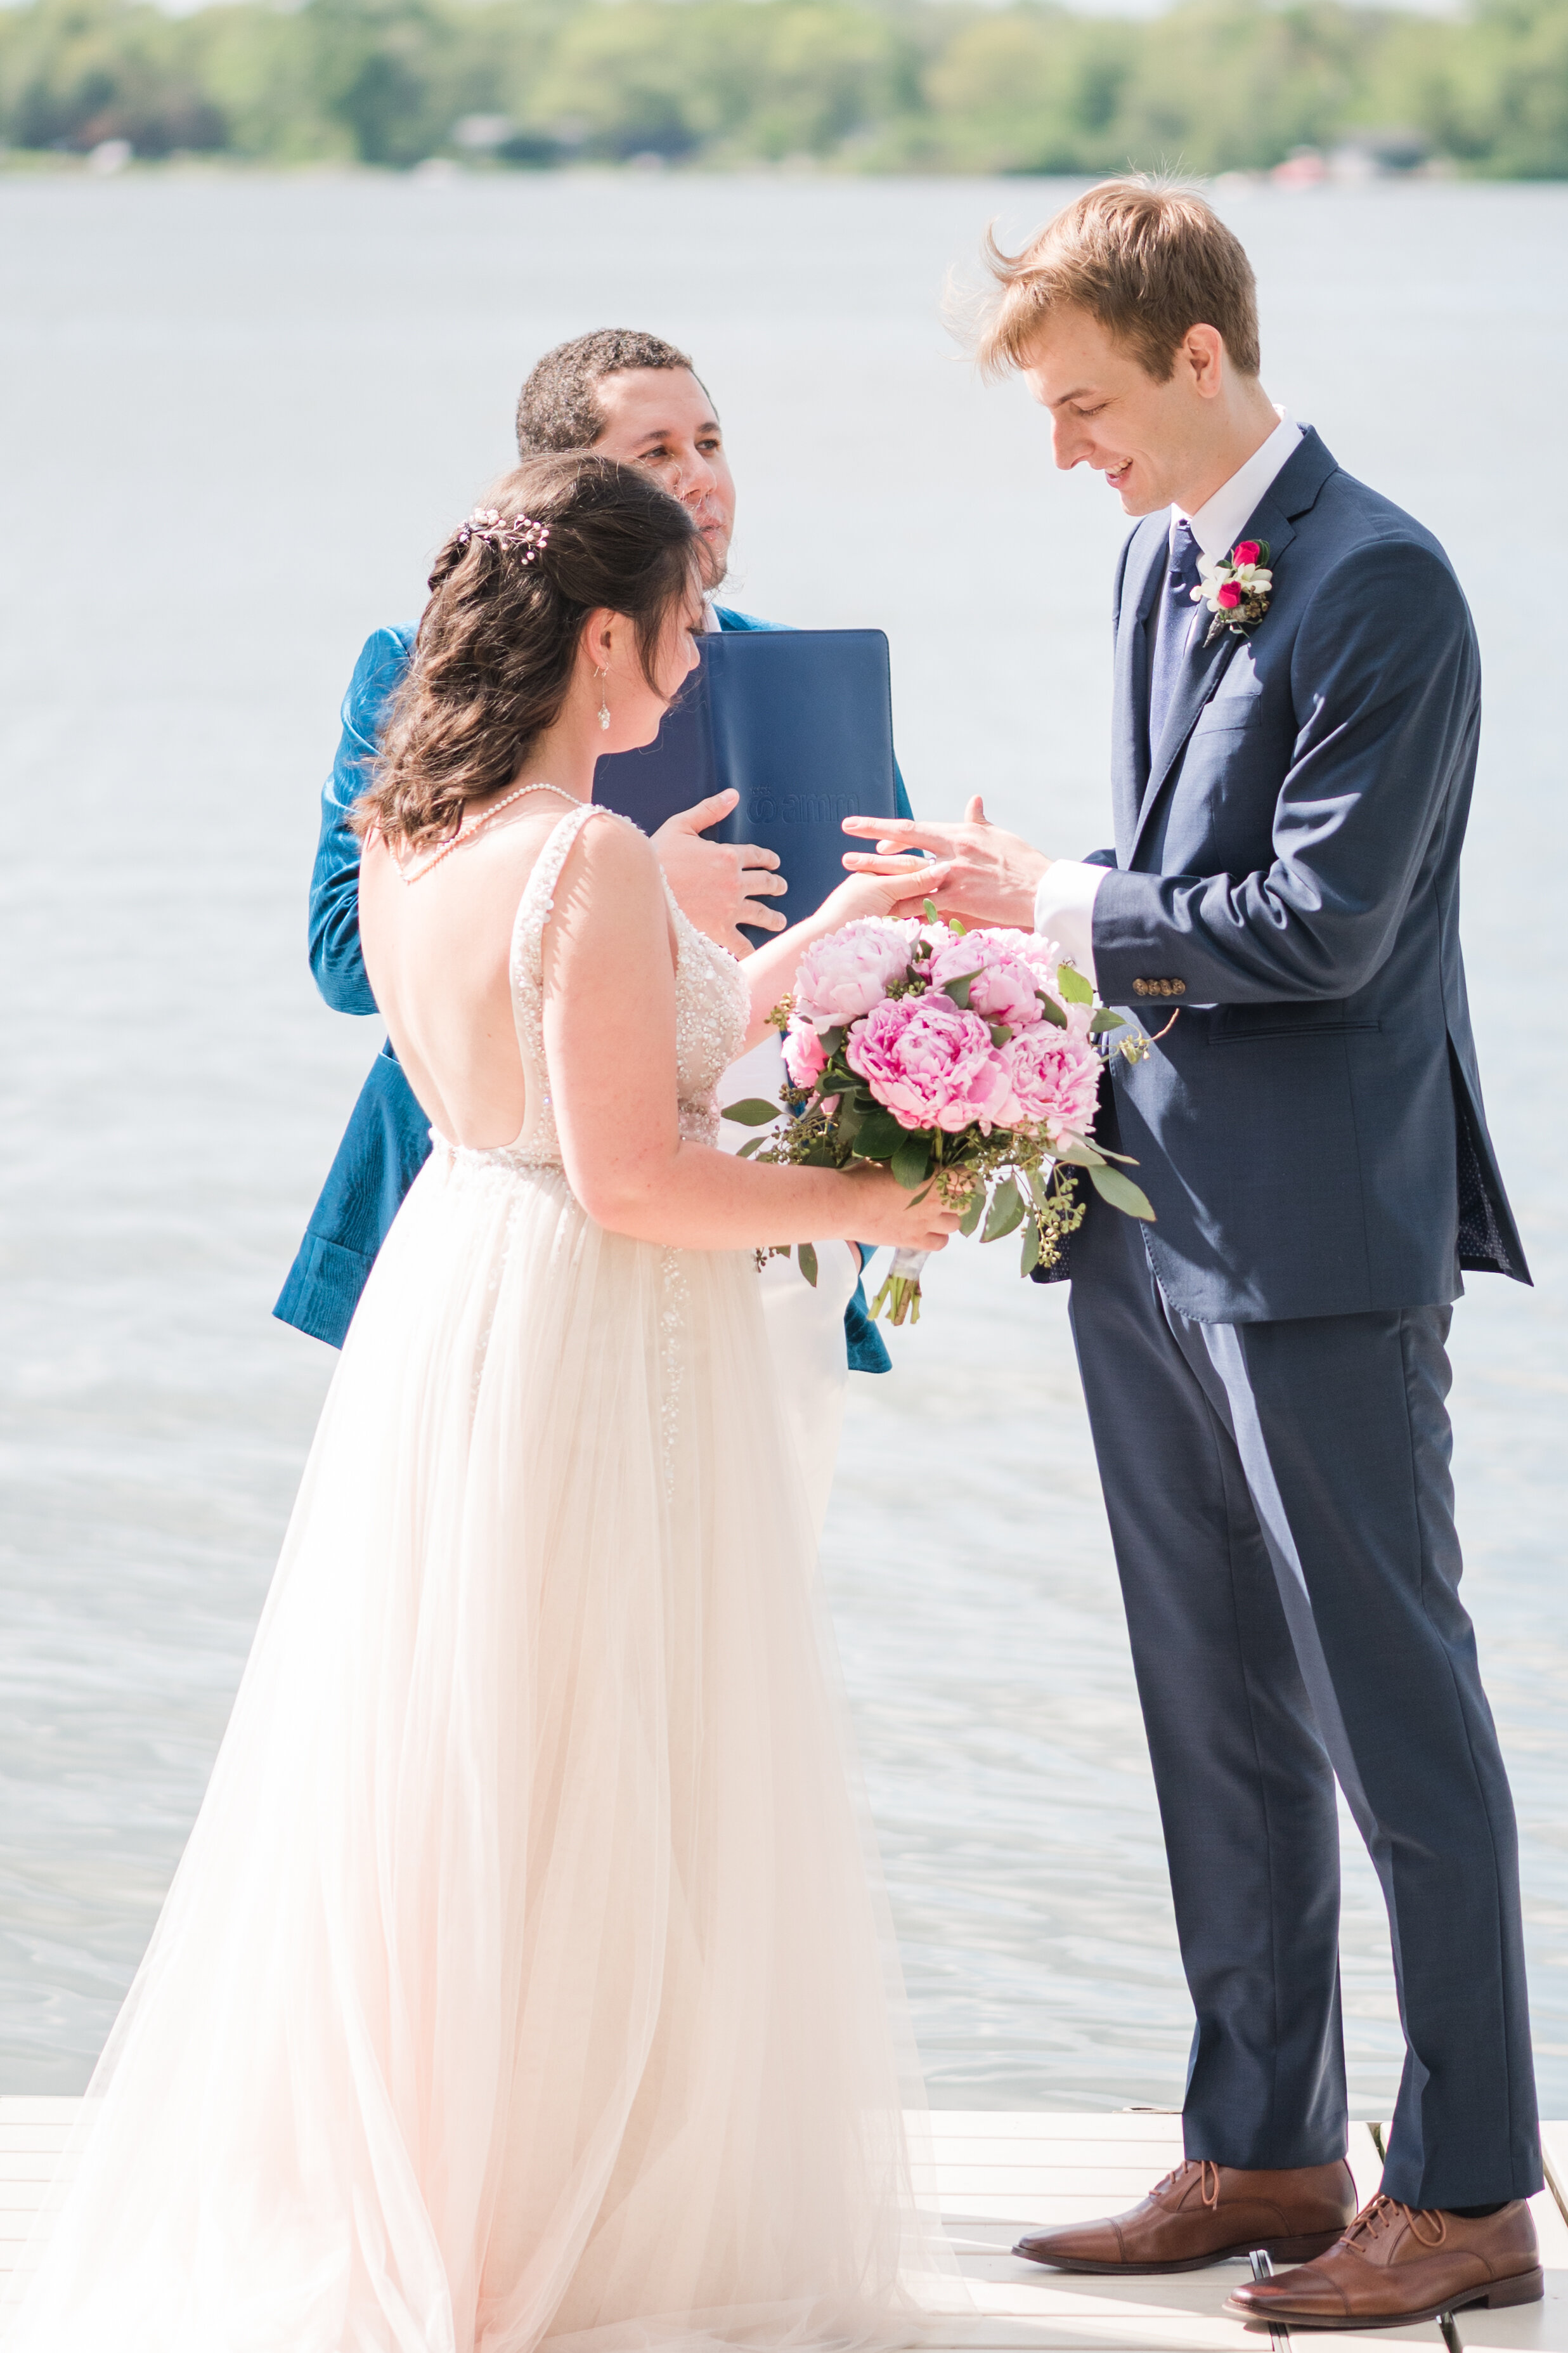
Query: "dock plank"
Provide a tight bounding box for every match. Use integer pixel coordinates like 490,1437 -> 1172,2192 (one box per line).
1456,2146 -> 1568,2351
1543,2125 -> 1568,2224
0,2102 -> 1558,2349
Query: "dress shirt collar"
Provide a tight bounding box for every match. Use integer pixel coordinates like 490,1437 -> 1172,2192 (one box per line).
1175,407 -> 1302,561
703,597 -> 722,634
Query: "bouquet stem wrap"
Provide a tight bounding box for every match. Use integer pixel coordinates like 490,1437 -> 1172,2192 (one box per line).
871,1248 -> 930,1328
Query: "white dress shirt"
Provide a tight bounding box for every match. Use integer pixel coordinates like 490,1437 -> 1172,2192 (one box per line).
1033,409 -> 1302,984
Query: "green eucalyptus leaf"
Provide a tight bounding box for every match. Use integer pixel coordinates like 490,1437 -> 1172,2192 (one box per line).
1033,991 -> 1068,1029
1056,962 -> 1094,1006
1052,1137 -> 1106,1168
923,899 -> 940,923
891,1131 -> 935,1190
1090,1008 -> 1125,1034
854,1111 -> 905,1161
736,1137 -> 765,1160
797,1242 -> 819,1287
1020,1218 -> 1043,1277
1089,1163 -> 1157,1220
982,1175 -> 1027,1243
721,1098 -> 781,1127
990,1024 -> 1012,1047
942,972 -> 980,1011
959,1187 -> 985,1237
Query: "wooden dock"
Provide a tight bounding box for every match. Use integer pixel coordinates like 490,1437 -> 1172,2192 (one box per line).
2,2100 -> 1564,2347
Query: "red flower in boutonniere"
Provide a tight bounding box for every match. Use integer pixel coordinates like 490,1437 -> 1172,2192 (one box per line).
1191,540 -> 1273,644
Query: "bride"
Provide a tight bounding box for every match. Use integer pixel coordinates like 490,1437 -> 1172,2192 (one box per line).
4,453 -> 962,2353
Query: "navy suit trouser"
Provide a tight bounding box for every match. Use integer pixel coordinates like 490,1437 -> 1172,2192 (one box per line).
1066,1180 -> 1541,2210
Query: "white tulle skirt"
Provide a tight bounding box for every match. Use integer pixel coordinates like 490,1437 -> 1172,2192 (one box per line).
4,1147 -> 951,2353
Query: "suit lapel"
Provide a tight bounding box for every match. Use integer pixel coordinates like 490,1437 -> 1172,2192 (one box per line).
1127,457 -> 1318,869
1132,617 -> 1243,853
1111,523 -> 1166,861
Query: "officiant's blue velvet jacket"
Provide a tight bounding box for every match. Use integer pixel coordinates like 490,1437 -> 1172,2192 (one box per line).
1088,426 -> 1529,1322
275,604 -> 910,1368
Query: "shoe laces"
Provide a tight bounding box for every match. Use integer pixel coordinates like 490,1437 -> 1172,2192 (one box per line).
1342,2192 -> 1448,2250
1155,2158 -> 1222,2212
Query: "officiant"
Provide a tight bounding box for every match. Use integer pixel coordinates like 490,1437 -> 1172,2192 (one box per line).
276,328 -> 914,1535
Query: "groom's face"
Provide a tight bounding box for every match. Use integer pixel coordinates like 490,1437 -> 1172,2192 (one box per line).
1021,307 -> 1217,517
592,367 -> 737,572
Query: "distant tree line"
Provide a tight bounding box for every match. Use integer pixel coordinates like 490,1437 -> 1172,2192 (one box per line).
3,0 -> 1566,178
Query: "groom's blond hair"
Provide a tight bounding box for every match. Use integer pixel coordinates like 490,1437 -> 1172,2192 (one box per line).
976,180 -> 1260,383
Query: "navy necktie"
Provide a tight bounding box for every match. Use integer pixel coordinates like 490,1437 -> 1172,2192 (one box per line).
1148,518 -> 1203,756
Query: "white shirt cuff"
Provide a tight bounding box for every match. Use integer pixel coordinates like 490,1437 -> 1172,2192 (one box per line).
1033,861 -> 1108,990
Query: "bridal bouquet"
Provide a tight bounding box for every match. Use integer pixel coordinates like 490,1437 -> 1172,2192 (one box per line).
723,904 -> 1153,1325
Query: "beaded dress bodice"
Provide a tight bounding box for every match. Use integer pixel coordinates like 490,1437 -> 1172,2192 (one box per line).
441,800 -> 747,1178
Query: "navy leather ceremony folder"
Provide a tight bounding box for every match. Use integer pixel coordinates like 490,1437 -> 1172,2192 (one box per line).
593,629 -> 897,942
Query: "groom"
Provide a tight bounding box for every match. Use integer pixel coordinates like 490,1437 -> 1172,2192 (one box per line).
848,182 -> 1544,2331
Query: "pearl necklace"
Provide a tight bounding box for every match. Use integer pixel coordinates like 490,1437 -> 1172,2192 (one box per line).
395,781 -> 582,885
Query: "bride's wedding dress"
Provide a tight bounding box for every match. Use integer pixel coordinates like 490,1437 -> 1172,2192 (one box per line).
5,804 -> 948,2353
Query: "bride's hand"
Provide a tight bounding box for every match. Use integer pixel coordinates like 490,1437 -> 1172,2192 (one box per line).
816,858 -> 954,928
843,1163 -> 967,1251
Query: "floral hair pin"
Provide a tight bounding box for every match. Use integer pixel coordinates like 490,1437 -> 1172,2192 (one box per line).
457,508 -> 551,563
1191,539 -> 1273,642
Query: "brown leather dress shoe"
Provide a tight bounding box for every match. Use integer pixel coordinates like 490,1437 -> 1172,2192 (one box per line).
1013,2156 -> 1356,2274
1226,2193 -> 1543,2329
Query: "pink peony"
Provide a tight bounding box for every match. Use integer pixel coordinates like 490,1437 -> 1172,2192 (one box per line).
847,993 -> 1013,1134
928,932 -> 1047,1032
972,925 -> 1064,990
781,1021 -> 827,1092
1216,581 -> 1242,610
997,1011 -> 1102,1143
1232,540 -> 1260,567
792,918 -> 914,1034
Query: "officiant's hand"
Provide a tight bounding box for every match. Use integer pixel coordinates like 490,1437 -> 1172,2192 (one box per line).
841,796 -> 1049,930
654,791 -> 787,954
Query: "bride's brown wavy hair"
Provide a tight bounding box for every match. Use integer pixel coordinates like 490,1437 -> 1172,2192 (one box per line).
354,452 -> 703,852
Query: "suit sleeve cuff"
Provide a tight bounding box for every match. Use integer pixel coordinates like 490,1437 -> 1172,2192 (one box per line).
1033,861 -> 1109,989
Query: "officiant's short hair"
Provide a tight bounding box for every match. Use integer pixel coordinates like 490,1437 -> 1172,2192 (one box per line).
977,181 -> 1260,382
517,330 -> 699,456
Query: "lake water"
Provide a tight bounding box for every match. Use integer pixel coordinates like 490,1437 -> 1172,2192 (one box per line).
1,167 -> 1564,2118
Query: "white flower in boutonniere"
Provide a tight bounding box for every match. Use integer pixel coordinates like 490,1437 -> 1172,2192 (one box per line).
1191,539 -> 1273,644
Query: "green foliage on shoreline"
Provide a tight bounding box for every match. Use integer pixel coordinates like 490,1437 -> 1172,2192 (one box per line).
3,0 -> 1567,178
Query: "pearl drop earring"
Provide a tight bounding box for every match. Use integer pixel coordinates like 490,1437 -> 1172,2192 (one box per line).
594,668 -> 611,732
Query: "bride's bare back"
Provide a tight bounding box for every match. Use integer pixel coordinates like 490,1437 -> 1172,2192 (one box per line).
358,793 -> 671,1155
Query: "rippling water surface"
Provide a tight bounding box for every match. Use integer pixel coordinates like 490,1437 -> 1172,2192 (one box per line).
1,168 -> 1564,2113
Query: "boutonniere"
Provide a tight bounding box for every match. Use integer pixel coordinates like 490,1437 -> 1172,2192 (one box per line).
1191,540 -> 1273,644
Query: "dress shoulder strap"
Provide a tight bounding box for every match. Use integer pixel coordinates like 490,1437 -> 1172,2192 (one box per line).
508,802 -> 626,1066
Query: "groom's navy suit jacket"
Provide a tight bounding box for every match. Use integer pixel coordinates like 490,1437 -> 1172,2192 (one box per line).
275,604 -> 908,1369
1087,427 -> 1529,1324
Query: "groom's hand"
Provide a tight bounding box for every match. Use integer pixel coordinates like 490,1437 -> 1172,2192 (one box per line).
841,797 -> 1049,931
653,791 -> 787,955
